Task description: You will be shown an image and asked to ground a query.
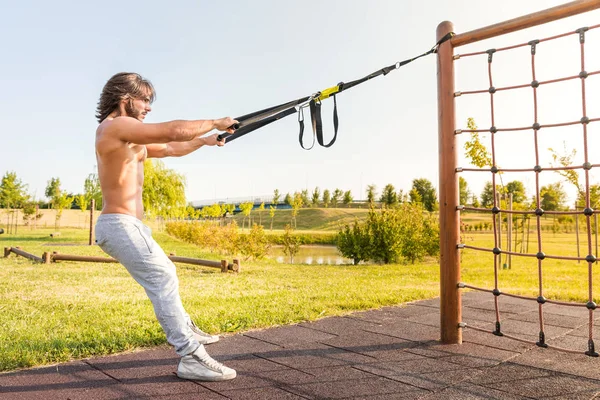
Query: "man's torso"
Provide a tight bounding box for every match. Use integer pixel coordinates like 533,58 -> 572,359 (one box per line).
95,120 -> 147,220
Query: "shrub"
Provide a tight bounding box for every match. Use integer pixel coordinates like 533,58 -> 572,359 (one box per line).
237,223 -> 270,261
336,219 -> 371,265
336,204 -> 440,264
282,224 -> 301,263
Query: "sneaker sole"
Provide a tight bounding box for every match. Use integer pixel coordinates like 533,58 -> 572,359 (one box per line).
176,371 -> 236,382
195,335 -> 219,345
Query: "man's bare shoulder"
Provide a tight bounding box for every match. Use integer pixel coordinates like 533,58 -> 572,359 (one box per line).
96,118 -> 133,156
97,117 -> 140,138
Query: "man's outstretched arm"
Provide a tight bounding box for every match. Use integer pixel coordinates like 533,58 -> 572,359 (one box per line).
146,133 -> 225,158
106,116 -> 236,145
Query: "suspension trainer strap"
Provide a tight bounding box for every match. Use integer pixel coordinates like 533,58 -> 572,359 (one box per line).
222,31 -> 454,146
298,106 -> 316,150
307,95 -> 339,148
223,107 -> 297,143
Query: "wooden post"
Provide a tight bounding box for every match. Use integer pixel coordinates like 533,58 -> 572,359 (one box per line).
42,252 -> 52,264
233,259 -> 241,273
89,199 -> 95,245
220,260 -> 228,273
575,201 -> 580,263
594,214 -> 598,264
4,247 -> 11,257
15,209 -> 18,235
437,20 -> 461,345
508,193 -> 512,269
496,193 -> 504,269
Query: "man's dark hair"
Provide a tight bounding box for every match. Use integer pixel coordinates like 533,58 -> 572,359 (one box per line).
95,72 -> 155,123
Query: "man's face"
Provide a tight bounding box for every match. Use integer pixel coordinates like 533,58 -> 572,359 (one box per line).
124,96 -> 152,122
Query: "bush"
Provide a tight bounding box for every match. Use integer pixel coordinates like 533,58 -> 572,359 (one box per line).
336,219 -> 371,265
281,224 -> 301,263
237,223 -> 270,261
336,204 -> 440,264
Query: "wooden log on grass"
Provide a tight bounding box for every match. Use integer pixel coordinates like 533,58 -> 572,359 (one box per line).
8,247 -> 44,263
50,251 -> 117,263
168,253 -> 235,272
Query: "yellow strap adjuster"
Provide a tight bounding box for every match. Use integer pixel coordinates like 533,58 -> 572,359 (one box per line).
315,85 -> 340,101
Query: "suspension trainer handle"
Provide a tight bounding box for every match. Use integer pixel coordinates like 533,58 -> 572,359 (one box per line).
217,123 -> 240,141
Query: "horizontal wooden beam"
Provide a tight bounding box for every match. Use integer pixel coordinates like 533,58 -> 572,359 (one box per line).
452,0 -> 600,47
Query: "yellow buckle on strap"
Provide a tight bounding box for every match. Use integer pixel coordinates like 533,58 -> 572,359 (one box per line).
315,85 -> 340,101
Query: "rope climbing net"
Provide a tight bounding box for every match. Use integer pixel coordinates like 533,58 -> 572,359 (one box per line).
436,1 -> 600,354
457,23 -> 600,356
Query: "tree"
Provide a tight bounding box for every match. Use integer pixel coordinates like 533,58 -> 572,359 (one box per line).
549,144 -> 582,200
45,177 -> 61,208
471,194 -> 480,208
464,117 -> 492,168
343,190 -> 353,207
284,193 -> 292,206
84,172 -> 102,210
398,189 -> 407,203
506,181 -> 526,204
380,184 -> 398,207
291,192 -> 303,228
257,202 -> 265,225
581,185 -> 600,209
142,160 -> 187,219
54,192 -> 73,230
311,187 -> 320,207
459,176 -> 469,206
269,205 -> 276,230
0,171 -> 28,208
409,188 -> 422,205
540,183 -> 567,211
239,201 -> 254,229
366,185 -> 377,205
75,194 -> 89,212
282,224 -> 301,263
273,189 -> 281,205
331,189 -> 343,207
480,181 -> 495,208
411,178 -> 438,212
322,189 -> 331,208
300,190 -> 310,207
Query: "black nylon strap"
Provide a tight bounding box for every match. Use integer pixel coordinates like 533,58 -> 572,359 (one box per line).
223,107 -> 297,143
298,107 -> 316,150
222,31 -> 454,147
309,95 -> 338,148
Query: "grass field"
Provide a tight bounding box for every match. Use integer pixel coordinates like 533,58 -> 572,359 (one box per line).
0,227 -> 440,372
1,208 -> 598,373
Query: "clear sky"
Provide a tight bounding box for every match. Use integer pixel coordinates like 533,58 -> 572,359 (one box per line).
2,1 -> 599,206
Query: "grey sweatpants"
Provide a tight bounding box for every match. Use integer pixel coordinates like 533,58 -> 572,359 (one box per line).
95,213 -> 199,356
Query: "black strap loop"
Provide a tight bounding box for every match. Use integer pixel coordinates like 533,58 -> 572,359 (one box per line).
298,107 -> 315,150
309,96 -> 339,148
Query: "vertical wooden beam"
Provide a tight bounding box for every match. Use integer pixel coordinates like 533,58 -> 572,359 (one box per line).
437,20 -> 461,344
89,199 -> 95,245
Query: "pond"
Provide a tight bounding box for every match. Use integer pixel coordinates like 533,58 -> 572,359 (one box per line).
268,245 -> 354,265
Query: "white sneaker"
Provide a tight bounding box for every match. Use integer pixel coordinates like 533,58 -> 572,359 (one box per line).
188,320 -> 219,345
177,345 -> 236,381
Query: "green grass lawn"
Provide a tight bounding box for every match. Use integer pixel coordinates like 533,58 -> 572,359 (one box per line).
1,224 -> 597,373
0,227 -> 439,372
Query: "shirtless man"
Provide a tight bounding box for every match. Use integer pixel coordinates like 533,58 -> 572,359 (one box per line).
94,72 -> 237,381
